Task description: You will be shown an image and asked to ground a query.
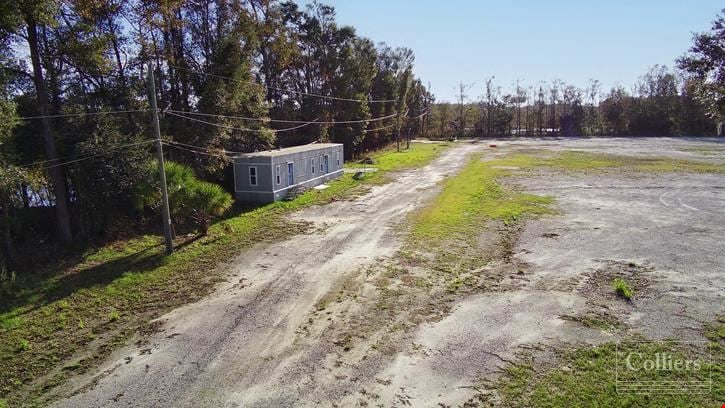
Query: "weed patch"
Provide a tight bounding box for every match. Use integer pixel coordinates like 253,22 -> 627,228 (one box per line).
561,311 -> 623,331
409,154 -> 553,245
613,278 -> 634,300
478,327 -> 723,407
349,143 -> 449,172
406,154 -> 554,294
485,150 -> 725,174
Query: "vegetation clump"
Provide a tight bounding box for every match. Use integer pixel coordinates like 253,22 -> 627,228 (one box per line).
480,334 -> 722,407
134,161 -> 233,236
613,278 -> 634,300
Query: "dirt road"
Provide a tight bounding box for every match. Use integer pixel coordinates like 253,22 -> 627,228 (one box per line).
54,143 -> 481,407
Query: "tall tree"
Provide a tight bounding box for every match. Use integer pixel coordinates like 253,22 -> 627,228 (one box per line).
677,8 -> 725,134
600,86 -> 629,136
455,81 -> 472,140
17,2 -> 73,242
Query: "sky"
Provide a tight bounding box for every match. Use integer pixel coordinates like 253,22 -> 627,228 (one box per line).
310,0 -> 723,102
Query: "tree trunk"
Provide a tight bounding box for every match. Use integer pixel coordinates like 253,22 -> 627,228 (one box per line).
25,16 -> 73,243
19,183 -> 29,208
1,196 -> 13,266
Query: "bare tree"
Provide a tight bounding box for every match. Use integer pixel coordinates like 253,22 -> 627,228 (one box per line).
456,81 -> 474,140
587,79 -> 601,136
513,80 -> 526,136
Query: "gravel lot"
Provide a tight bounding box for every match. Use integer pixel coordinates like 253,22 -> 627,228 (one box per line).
54,138 -> 725,407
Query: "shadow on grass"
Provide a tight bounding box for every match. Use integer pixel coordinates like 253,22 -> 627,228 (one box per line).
0,204 -> 265,319
0,240 -> 168,317
0,200 -> 278,319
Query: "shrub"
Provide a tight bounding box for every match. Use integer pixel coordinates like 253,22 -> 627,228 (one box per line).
613,278 -> 634,300
134,161 -> 233,235
108,311 -> 120,322
187,180 -> 234,235
16,339 -> 29,352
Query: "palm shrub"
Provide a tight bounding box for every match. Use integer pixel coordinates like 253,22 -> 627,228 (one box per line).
134,161 -> 233,235
186,180 -> 233,235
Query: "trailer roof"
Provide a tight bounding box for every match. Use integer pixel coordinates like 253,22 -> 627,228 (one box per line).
233,143 -> 343,159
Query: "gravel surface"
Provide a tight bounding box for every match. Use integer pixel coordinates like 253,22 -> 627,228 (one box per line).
53,137 -> 725,407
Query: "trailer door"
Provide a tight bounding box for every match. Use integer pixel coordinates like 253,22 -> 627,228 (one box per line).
287,162 -> 294,185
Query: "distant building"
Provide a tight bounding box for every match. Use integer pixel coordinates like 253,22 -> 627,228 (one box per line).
232,143 -> 344,203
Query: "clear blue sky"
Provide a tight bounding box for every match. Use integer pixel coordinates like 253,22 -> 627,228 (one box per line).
309,0 -> 722,102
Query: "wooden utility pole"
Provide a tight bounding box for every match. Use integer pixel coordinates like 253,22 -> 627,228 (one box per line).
147,64 -> 173,254
396,113 -> 401,152
424,81 -> 431,139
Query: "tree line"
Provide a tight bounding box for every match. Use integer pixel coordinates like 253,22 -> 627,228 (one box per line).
428,10 -> 724,139
430,65 -> 718,140
0,0 -> 433,263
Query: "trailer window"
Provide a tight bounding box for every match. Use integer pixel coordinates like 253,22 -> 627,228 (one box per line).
249,166 -> 258,186
275,165 -> 281,185
336,151 -> 340,167
311,158 -> 315,175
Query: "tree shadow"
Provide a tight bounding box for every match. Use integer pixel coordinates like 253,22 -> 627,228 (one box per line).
1,203 -> 268,318
1,240 -> 168,316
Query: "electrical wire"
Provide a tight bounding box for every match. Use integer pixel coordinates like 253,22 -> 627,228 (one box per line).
162,139 -> 252,156
162,141 -> 228,158
167,64 -> 396,104
167,111 -> 320,133
412,110 -> 429,119
19,109 -> 151,120
166,109 -> 398,125
22,140 -> 156,171
362,122 -> 397,133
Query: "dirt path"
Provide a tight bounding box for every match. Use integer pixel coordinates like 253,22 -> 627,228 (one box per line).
53,143 -> 481,408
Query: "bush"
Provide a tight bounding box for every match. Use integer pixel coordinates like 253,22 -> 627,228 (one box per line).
134,161 -> 233,235
187,181 -> 234,235
613,278 -> 634,300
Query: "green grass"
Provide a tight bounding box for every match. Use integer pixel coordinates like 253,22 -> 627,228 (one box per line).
487,319 -> 725,407
410,154 -> 554,244
0,142 -> 448,405
347,142 -> 449,179
485,150 -> 725,174
680,146 -> 725,156
16,339 -> 29,352
403,154 -> 554,295
613,278 -> 634,300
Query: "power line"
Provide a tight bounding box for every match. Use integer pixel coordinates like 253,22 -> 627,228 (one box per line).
162,139 -> 247,156
363,122 -> 397,133
162,141 -> 228,158
167,111 -> 320,133
18,109 -> 151,120
412,110 -> 429,119
163,139 -> 234,153
167,64 -> 396,104
23,140 -> 156,171
166,109 -> 398,125
20,109 -> 423,168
